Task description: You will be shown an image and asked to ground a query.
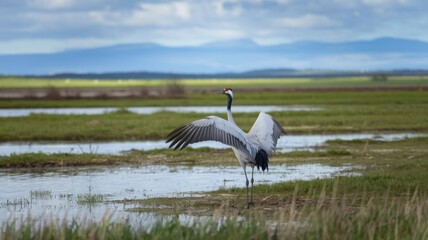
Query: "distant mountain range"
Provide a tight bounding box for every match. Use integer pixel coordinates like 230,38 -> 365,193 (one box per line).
1,37 -> 428,75
37,69 -> 428,80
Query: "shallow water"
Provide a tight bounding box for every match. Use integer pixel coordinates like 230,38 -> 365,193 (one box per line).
0,163 -> 355,225
0,133 -> 425,156
0,105 -> 320,117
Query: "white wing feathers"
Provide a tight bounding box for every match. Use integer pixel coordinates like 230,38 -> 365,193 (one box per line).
166,116 -> 257,157
248,112 -> 287,156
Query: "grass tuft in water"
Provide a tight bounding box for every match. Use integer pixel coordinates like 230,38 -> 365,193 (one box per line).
0,198 -> 31,208
58,193 -> 74,200
76,193 -> 108,205
30,190 -> 52,199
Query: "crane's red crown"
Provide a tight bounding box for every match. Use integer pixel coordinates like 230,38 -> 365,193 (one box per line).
223,88 -> 233,92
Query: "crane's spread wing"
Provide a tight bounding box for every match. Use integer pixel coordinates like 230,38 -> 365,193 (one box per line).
248,112 -> 286,156
166,116 -> 256,156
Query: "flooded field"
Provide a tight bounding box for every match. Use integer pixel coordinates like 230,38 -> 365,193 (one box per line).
0,105 -> 320,117
0,133 -> 425,156
0,163 -> 355,225
2,132 -> 424,226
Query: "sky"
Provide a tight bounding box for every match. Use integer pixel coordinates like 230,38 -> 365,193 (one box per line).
1,0 -> 427,54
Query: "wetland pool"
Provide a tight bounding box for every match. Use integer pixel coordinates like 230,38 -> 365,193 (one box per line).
0,105 -> 320,117
0,163 -> 356,226
0,133 -> 425,156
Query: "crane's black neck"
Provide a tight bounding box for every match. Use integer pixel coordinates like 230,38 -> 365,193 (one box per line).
227,94 -> 233,111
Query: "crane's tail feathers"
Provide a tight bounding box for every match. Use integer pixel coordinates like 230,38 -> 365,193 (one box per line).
255,149 -> 269,171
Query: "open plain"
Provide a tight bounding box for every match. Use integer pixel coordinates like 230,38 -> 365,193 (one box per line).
1,77 -> 427,239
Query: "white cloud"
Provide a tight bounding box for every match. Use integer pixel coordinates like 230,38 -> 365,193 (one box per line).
89,2 -> 192,27
212,0 -> 243,17
362,0 -> 411,5
273,0 -> 293,4
0,26 -> 245,54
139,2 -> 191,21
26,0 -> 75,9
1,0 -> 428,54
276,14 -> 340,28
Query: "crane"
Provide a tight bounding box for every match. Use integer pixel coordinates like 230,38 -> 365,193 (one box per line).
166,88 -> 286,208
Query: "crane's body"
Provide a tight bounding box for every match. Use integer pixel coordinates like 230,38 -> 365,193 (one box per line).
166,88 -> 286,208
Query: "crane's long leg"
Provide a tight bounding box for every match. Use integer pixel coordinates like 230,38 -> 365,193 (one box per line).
250,166 -> 254,204
244,167 -> 250,209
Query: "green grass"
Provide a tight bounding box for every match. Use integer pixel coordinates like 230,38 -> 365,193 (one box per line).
1,76 -> 428,89
0,152 -> 130,168
0,91 -> 427,141
0,148 -> 235,168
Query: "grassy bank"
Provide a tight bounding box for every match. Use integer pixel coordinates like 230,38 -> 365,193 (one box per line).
0,91 -> 427,141
0,148 -> 235,168
1,136 -> 426,169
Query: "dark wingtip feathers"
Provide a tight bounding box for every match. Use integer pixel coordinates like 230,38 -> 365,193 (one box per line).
166,125 -> 188,140
166,123 -> 200,150
166,124 -> 189,149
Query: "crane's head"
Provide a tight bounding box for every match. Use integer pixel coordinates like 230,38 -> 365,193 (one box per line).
222,88 -> 233,98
